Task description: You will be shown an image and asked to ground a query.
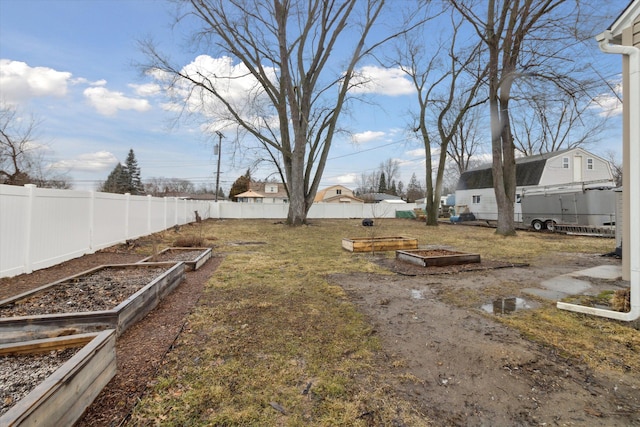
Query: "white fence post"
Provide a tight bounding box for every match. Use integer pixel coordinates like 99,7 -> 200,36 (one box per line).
23,184 -> 36,274
89,190 -> 95,253
124,193 -> 130,239
147,195 -> 152,234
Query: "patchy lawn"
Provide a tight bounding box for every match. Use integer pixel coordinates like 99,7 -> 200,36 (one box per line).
126,218 -> 638,426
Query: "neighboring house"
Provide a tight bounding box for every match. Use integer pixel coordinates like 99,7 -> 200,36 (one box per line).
314,185 -> 363,203
455,148 -> 616,222
235,181 -> 289,203
234,189 -> 266,203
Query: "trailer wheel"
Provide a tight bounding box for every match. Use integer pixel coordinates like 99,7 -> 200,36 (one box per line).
545,220 -> 556,231
532,220 -> 544,231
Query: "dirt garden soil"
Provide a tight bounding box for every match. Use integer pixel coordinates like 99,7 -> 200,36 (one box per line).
1,243 -> 638,426
329,252 -> 640,426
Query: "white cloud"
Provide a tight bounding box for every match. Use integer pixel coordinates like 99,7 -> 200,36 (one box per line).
83,86 -> 151,116
352,130 -> 386,143
0,59 -> 72,103
334,173 -> 357,184
51,151 -> 119,172
129,82 -> 161,97
592,84 -> 622,118
406,148 -> 426,158
349,65 -> 415,96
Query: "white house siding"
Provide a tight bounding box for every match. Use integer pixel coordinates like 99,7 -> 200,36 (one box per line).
538,149 -> 613,186
455,188 -> 523,222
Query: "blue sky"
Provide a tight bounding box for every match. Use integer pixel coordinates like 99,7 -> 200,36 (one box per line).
0,0 -> 627,193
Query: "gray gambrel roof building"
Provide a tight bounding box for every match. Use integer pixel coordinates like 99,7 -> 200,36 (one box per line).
456,149 -> 613,191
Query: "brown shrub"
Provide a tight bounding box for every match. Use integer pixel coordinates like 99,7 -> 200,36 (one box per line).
611,288 -> 631,312
173,236 -> 205,247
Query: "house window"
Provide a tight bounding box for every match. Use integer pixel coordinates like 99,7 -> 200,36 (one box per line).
255,198 -> 263,203
562,157 -> 569,169
516,194 -> 522,204
265,185 -> 278,193
336,189 -> 342,195
472,195 -> 481,204
587,158 -> 594,170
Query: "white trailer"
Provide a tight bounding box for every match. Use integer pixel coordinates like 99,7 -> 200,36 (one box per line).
521,187 -> 616,231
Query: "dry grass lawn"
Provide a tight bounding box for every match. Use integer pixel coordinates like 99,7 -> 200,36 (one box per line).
128,218 -> 637,426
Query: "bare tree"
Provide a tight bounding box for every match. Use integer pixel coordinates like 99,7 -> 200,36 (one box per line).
0,102 -> 70,188
398,15 -> 486,225
451,0 -> 607,235
144,177 -> 196,196
0,103 -> 39,185
446,100 -> 486,175
142,0 -> 418,225
604,150 -> 622,187
511,90 -> 608,155
380,158 -> 400,188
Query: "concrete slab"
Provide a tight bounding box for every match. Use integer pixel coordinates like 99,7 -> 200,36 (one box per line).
540,275 -> 592,295
523,288 -> 570,301
568,265 -> 622,280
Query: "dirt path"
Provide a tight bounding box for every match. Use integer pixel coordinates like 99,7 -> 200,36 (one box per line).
330,255 -> 640,426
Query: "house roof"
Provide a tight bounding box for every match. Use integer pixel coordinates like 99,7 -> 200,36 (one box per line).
360,192 -> 404,202
456,149 -> 578,191
249,181 -> 289,199
234,189 -> 264,198
606,0 -> 640,40
313,185 -> 358,202
320,194 -> 364,203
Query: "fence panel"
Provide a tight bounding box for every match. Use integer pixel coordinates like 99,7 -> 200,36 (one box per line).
28,187 -> 92,272
128,194 -> 151,239
0,185 -> 30,277
92,192 -> 128,250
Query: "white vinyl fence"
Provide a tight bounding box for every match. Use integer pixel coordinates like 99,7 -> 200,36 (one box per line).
1,184 -> 416,278
0,184 -> 212,278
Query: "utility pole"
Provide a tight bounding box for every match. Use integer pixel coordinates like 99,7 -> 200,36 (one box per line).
215,131 -> 223,202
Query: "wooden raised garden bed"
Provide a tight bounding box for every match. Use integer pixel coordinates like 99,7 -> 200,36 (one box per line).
0,262 -> 185,344
0,330 -> 116,427
138,247 -> 212,271
342,237 -> 418,252
396,249 -> 481,267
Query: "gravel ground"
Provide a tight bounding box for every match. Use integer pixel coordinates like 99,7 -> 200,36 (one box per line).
0,348 -> 79,416
0,267 -> 168,317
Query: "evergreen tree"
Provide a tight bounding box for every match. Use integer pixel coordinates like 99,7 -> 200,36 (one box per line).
99,163 -> 128,193
377,172 -> 387,193
229,169 -> 251,201
98,149 -> 144,194
124,149 -> 144,195
389,180 -> 397,196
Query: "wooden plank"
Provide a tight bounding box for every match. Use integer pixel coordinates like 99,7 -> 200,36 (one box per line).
396,250 -> 481,267
342,237 -> 418,252
423,253 -> 481,267
0,312 -> 117,345
0,330 -> 116,427
0,332 -> 97,355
